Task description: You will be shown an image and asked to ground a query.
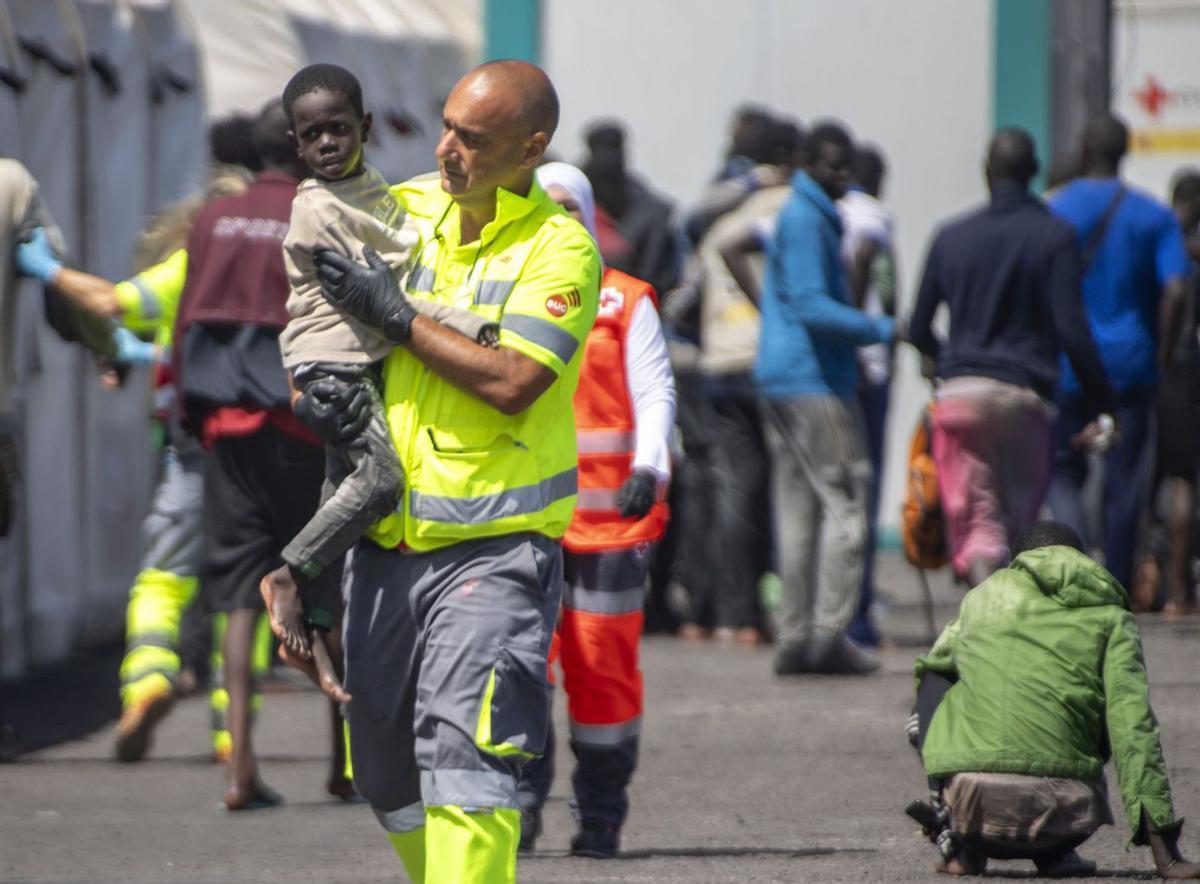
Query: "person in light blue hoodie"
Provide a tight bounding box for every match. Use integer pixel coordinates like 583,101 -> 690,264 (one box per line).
755,120 -> 899,676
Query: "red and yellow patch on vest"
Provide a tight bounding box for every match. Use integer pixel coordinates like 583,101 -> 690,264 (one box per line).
545,288 -> 582,317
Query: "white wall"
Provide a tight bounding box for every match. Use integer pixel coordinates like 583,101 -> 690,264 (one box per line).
544,0 -> 994,532
1113,0 -> 1200,199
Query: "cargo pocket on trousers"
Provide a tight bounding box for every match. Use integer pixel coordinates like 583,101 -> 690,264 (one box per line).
474,643 -> 549,761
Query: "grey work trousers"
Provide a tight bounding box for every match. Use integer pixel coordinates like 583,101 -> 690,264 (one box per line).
281,366 -> 402,581
761,395 -> 870,649
344,532 -> 562,835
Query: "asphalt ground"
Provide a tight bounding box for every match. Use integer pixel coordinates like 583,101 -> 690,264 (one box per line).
2,553 -> 1199,883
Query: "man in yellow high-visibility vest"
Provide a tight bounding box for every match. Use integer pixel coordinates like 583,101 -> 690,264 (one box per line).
285,60 -> 599,883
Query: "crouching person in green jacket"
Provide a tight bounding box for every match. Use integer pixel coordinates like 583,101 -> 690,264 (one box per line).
907,521 -> 1200,878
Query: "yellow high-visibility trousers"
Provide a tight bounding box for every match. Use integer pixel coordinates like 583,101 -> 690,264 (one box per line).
387,806 -> 519,884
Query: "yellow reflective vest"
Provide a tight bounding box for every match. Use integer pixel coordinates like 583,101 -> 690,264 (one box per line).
113,247 -> 188,350
367,175 -> 600,552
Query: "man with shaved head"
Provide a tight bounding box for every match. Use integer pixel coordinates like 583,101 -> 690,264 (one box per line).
908,127 -> 1117,587
282,60 -> 600,882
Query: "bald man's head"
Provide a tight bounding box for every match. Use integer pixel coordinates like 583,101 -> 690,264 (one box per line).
985,127 -> 1039,190
436,61 -> 559,214
462,60 -> 559,138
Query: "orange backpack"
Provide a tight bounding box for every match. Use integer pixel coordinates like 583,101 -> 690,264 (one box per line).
901,405 -> 949,570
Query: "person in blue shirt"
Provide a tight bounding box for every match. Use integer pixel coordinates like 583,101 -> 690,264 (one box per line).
1048,113 -> 1190,592
755,121 -> 897,676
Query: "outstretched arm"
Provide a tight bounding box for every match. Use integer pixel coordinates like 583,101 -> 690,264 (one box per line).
774,212 -> 894,344
16,228 -> 120,318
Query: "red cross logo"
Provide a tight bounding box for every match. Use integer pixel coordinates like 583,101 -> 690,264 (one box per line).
1134,74 -> 1170,119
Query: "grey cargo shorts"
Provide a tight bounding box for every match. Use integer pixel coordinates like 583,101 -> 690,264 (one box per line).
343,531 -> 562,832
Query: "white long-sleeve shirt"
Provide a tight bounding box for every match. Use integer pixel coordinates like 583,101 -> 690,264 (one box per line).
623,296 -> 676,481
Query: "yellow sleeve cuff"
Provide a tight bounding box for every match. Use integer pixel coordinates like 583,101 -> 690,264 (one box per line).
498,327 -> 567,377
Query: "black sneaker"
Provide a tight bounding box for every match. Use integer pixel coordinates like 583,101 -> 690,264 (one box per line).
518,808 -> 542,853
570,819 -> 620,859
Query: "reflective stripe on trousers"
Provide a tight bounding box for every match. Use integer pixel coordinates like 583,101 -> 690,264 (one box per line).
119,568 -> 198,706
559,546 -> 647,740
516,545 -> 649,825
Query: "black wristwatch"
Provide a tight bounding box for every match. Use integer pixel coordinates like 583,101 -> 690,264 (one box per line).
382,300 -> 419,345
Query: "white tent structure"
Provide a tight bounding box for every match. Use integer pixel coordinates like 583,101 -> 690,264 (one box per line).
7,0 -> 94,673
76,0 -> 156,645
0,0 -> 479,680
182,0 -> 479,183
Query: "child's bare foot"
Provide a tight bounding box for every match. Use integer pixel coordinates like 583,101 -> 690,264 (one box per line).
259,565 -> 309,657
309,629 -> 351,705
276,637 -> 351,704
224,778 -> 283,811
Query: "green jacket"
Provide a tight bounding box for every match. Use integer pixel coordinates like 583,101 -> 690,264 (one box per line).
916,546 -> 1178,843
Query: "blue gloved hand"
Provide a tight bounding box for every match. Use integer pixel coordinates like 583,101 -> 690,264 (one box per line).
112,326 -> 156,365
14,227 -> 63,283
314,246 -> 417,344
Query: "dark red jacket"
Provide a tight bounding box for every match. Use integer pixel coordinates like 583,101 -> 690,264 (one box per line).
174,171 -> 298,429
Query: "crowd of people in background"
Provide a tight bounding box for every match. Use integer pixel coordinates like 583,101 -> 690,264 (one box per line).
614,103 -> 1200,676
54,95 -> 1200,711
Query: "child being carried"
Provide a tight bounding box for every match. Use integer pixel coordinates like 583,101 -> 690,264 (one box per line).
261,63 -> 497,683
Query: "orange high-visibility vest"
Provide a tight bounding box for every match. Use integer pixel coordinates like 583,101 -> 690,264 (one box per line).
564,267 -> 669,552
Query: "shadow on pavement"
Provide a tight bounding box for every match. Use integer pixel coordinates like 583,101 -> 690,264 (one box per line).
0,641 -> 122,759
527,846 -> 872,860
981,870 -> 1155,880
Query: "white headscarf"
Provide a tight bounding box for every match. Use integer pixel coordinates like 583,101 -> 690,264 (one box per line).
536,161 -> 598,242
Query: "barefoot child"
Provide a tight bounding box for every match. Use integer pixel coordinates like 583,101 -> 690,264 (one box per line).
262,64 -> 497,670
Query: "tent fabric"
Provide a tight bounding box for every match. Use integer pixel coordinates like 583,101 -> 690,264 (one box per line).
76,0 -> 155,646
0,3 -> 24,160
6,0 -> 91,671
0,1 -> 25,678
183,0 -> 478,183
132,0 -> 206,209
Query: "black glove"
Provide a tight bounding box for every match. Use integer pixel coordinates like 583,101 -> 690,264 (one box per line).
294,377 -> 373,444
616,469 -> 658,519
314,246 -> 418,344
